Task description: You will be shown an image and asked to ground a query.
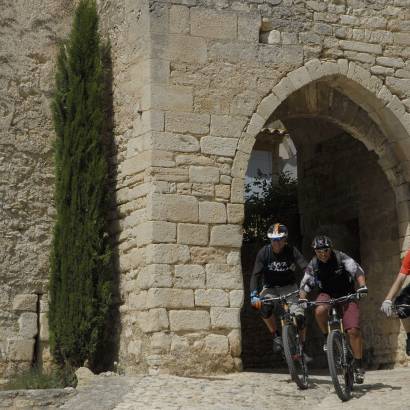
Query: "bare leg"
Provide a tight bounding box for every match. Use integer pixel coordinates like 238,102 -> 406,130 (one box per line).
402,317 -> 410,333
347,327 -> 362,359
315,305 -> 329,334
262,315 -> 277,334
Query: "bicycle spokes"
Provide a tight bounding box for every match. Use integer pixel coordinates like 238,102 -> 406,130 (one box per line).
283,324 -> 309,390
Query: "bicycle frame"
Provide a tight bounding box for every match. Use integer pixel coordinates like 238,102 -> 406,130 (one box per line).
308,293 -> 359,401
328,304 -> 345,334
259,289 -> 309,390
259,290 -> 299,326
309,293 -> 358,333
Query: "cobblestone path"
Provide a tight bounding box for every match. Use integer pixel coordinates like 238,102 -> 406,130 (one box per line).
59,367 -> 410,410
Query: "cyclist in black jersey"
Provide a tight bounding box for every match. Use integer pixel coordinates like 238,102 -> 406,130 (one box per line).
250,223 -> 308,353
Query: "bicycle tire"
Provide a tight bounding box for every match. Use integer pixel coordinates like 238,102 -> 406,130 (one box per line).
327,330 -> 352,401
282,324 -> 309,390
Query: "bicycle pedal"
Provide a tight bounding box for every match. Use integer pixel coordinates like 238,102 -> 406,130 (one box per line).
354,369 -> 365,384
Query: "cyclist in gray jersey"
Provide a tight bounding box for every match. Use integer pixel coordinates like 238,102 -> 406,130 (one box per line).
250,223 -> 308,354
299,235 -> 368,383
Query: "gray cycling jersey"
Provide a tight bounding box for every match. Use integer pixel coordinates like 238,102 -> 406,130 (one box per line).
300,250 -> 365,297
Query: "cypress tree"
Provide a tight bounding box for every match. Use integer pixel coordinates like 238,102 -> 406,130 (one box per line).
49,0 -> 112,369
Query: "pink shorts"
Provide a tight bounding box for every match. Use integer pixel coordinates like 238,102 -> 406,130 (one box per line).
316,293 -> 360,331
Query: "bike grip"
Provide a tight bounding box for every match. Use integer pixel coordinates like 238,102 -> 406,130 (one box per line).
252,300 -> 262,310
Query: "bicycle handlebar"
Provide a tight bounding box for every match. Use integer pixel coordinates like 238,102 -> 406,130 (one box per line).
392,303 -> 410,317
259,289 -> 299,304
305,293 -> 360,308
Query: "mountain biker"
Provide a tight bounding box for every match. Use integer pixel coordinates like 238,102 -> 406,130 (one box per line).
380,249 -> 410,356
250,223 -> 308,354
299,235 -> 368,384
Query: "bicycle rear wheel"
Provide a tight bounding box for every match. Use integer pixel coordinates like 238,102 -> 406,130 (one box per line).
327,330 -> 353,401
282,323 -> 308,390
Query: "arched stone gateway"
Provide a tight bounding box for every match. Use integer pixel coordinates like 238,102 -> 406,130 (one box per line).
3,1 -> 410,377
239,63 -> 410,369
237,60 -> 410,252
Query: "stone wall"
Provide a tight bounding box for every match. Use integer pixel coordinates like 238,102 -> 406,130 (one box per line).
2,0 -> 410,377
98,0 -> 154,375
107,0 -> 410,375
0,0 -> 75,376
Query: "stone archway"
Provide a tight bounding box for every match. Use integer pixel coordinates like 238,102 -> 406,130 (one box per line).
236,60 -> 410,252
238,60 -> 410,368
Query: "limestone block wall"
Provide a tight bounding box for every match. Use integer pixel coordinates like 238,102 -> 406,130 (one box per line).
3,0 -> 410,377
98,0 -> 154,373
108,0 -> 410,374
0,0 -> 74,377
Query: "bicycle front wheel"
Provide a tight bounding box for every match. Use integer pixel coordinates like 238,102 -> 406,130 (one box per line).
327,330 -> 353,401
282,323 -> 308,390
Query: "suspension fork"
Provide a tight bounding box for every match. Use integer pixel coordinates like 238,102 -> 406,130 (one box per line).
327,306 -> 339,333
281,301 -> 289,327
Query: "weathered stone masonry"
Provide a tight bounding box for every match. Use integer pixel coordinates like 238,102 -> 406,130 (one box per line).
0,0 -> 76,378
2,0 -> 410,377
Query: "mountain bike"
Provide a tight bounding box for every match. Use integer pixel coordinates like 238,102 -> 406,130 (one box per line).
309,293 -> 361,401
393,303 -> 410,318
258,290 -> 309,390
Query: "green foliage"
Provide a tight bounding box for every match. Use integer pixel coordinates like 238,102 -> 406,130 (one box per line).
1,365 -> 77,390
49,0 -> 112,369
244,171 -> 299,244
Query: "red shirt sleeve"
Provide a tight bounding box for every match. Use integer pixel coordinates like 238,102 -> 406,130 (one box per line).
399,251 -> 410,275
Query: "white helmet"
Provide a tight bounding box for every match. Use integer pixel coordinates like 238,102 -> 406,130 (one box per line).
267,223 -> 288,240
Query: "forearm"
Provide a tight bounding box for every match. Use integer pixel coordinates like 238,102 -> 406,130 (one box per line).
356,274 -> 366,288
385,273 -> 407,300
249,271 -> 261,293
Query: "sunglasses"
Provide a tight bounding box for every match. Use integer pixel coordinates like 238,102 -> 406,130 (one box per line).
271,238 -> 285,242
315,247 -> 330,253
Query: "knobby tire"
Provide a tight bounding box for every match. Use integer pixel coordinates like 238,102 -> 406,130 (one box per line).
327,330 -> 353,401
282,324 -> 308,390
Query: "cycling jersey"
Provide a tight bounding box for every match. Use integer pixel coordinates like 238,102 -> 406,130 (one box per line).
250,244 -> 307,293
300,250 -> 365,298
399,250 -> 410,275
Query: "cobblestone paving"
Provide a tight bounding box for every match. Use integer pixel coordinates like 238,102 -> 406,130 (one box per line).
61,368 -> 410,410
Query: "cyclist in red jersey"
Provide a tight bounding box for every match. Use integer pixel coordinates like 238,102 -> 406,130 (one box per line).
380,250 -> 410,356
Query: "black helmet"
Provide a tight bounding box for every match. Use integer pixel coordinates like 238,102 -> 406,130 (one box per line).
311,235 -> 333,249
267,223 -> 288,240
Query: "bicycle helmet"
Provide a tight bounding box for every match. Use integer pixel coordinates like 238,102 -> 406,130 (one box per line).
267,223 -> 288,240
311,235 -> 333,249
